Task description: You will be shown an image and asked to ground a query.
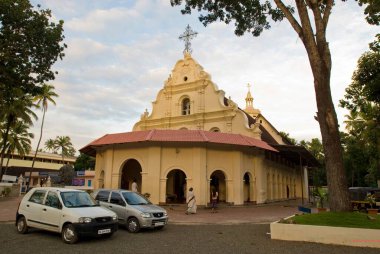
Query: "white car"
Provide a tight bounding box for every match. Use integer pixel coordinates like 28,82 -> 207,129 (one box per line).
16,187 -> 118,244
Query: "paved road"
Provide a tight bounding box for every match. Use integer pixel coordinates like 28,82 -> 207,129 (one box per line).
1,223 -> 378,254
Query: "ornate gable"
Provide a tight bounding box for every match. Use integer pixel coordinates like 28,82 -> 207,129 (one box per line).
164,52 -> 211,87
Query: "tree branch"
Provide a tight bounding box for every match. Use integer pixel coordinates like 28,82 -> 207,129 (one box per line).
309,0 -> 332,72
322,0 -> 333,29
273,0 -> 303,40
294,0 -> 317,53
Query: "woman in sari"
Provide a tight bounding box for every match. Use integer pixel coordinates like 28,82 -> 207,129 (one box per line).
186,187 -> 197,214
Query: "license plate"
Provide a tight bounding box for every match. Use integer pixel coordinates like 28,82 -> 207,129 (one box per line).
98,228 -> 111,234
155,222 -> 165,226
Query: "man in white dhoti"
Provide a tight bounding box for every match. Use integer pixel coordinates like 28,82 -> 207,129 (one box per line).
186,187 -> 197,214
131,179 -> 138,192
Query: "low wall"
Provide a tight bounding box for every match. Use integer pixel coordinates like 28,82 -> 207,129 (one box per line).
271,218 -> 380,248
0,183 -> 20,197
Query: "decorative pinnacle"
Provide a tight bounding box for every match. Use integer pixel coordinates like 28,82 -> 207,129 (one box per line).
179,24 -> 198,54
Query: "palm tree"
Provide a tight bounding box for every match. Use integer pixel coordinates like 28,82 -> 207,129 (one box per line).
28,84 -> 58,187
0,92 -> 37,181
44,138 -> 57,153
54,136 -> 76,164
4,121 -> 34,174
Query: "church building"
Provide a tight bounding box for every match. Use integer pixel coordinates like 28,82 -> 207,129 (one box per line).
80,29 -> 318,206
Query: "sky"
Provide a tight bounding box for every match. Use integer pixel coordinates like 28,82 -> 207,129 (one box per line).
28,0 -> 378,154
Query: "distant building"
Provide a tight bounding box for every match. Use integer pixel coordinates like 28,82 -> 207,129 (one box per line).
1,151 -> 76,186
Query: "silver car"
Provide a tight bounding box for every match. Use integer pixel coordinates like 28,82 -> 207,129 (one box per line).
92,189 -> 168,233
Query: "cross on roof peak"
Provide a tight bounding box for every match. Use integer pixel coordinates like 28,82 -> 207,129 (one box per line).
179,24 -> 198,54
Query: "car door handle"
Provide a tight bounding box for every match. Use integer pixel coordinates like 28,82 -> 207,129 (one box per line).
26,205 -> 29,207
43,208 -> 47,211
109,205 -> 113,208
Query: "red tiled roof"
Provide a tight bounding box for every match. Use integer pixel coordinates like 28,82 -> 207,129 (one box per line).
80,129 -> 277,156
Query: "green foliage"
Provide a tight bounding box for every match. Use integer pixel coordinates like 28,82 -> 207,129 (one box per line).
0,0 -> 65,181
1,187 -> 12,197
279,132 -> 297,145
58,164 -> 75,185
356,0 -> 380,25
74,153 -> 95,171
0,0 -> 66,96
44,138 -> 57,153
171,0 -> 288,37
300,138 -> 327,186
313,187 -> 328,208
340,35 -> 380,187
288,212 -> 380,229
54,136 -> 76,157
340,51 -> 380,109
365,193 -> 376,208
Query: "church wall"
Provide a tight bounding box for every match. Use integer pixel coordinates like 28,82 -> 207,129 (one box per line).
254,152 -> 267,204
93,143 -> 305,206
256,116 -> 284,144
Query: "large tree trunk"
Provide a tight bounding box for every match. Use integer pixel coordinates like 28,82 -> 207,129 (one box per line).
313,64 -> 351,211
275,0 -> 351,211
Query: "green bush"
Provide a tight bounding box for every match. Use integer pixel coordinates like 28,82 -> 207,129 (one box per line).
1,187 -> 11,197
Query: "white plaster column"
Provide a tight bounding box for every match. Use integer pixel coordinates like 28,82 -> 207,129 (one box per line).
303,166 -> 309,200
18,175 -> 24,195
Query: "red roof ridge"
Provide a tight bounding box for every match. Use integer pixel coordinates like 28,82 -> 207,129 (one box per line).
146,129 -> 155,141
239,134 -> 251,144
199,130 -> 210,141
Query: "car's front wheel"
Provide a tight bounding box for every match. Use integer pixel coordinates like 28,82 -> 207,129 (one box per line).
126,217 -> 140,233
16,216 -> 28,234
62,224 -> 79,244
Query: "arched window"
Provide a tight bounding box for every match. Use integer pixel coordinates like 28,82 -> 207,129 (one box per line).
182,98 -> 190,115
209,127 -> 220,132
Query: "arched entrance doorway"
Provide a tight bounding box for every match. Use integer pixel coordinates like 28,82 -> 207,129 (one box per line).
121,159 -> 142,191
166,169 -> 187,204
244,172 -> 255,203
210,170 -> 226,202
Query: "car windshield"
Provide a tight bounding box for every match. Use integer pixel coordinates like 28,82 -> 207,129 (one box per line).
60,191 -> 98,208
122,192 -> 151,205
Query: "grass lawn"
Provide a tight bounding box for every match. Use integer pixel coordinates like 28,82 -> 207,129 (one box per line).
287,212 -> 380,229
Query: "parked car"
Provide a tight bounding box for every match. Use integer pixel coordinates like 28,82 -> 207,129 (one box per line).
92,189 -> 168,233
349,187 -> 380,212
16,187 -> 118,244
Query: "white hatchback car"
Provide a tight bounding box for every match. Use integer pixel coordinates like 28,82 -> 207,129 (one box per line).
16,187 -> 118,244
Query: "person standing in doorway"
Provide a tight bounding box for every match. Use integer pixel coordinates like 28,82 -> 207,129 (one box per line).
186,187 -> 197,214
131,178 -> 138,192
211,190 -> 218,213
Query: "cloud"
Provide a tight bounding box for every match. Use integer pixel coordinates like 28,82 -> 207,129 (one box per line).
28,0 -> 378,153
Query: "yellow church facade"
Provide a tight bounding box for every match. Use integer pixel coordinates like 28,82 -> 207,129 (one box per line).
80,53 -> 318,206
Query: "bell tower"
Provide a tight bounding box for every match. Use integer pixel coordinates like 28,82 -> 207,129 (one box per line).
244,83 -> 261,118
